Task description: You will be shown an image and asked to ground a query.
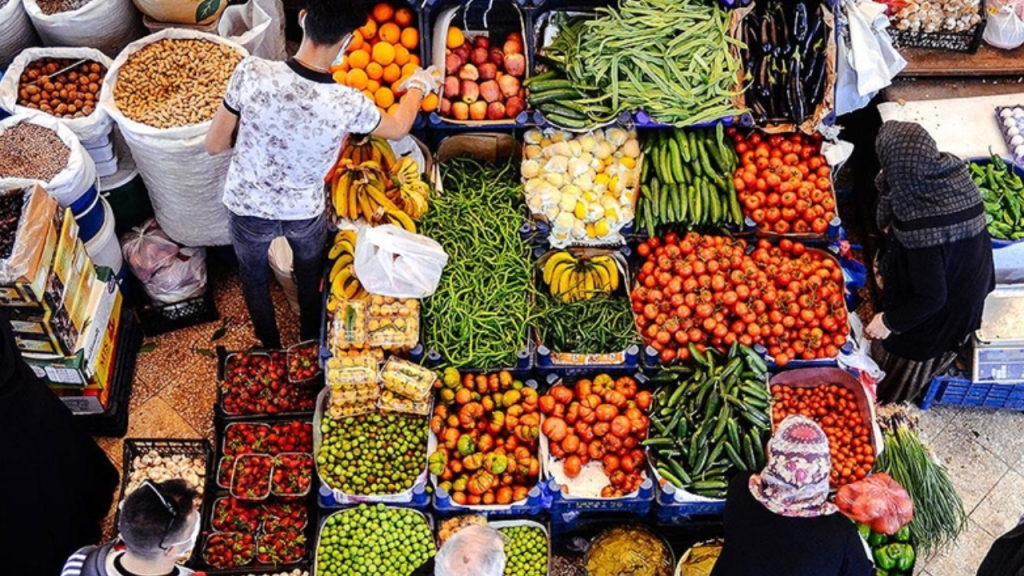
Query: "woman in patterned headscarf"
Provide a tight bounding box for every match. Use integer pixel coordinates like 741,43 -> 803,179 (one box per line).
710,416 -> 872,576
865,121 -> 994,404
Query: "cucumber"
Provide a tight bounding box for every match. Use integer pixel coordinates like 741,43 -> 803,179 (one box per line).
528,89 -> 578,105
543,112 -> 589,130
675,130 -> 691,163
522,70 -> 557,86
528,79 -> 574,92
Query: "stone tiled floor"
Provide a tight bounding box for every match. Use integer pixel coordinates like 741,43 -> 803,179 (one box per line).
94,271 -> 1024,575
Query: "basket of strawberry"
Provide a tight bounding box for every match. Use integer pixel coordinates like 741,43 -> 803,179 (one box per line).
202,532 -> 256,569
219,350 -> 317,418
211,496 -> 262,533
287,340 -> 322,383
271,453 -> 314,498
258,529 -> 307,565
231,454 -> 274,500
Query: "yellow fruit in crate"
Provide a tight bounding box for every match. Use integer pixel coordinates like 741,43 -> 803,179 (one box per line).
619,157 -> 636,170
595,219 -> 611,237
574,201 -> 587,220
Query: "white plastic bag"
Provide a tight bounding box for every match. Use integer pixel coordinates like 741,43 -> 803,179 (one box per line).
100,29 -> 249,247
0,0 -> 39,70
0,114 -> 97,207
218,0 -> 287,61
354,225 -> 449,299
840,313 -> 885,398
0,47 -> 114,143
984,0 -> 1024,49
22,0 -> 145,58
268,237 -> 300,314
835,0 -> 907,116
121,219 -> 180,283
145,246 -> 207,304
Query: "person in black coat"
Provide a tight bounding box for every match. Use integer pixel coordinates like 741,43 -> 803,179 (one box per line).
865,121 -> 995,404
0,310 -> 119,576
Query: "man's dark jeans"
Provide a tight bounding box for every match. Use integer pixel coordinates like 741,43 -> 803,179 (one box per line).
228,212 -> 327,348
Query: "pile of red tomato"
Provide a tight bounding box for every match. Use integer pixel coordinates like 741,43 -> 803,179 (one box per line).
539,374 -> 651,498
632,232 -> 849,366
729,129 -> 837,236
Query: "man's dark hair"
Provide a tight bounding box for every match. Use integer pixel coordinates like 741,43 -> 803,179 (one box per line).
304,0 -> 367,47
118,479 -> 198,559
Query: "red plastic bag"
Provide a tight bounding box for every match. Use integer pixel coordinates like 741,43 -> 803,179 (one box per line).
836,473 -> 914,535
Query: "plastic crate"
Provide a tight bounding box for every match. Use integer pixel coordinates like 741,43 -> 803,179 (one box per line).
889,3 -> 986,54
921,372 -> 1024,411
135,282 -> 218,336
313,506 -> 436,576
215,347 -> 318,422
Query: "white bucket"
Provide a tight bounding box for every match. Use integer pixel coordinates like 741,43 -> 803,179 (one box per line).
85,197 -> 123,275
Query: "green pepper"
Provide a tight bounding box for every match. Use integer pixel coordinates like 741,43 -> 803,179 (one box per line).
894,526 -> 910,543
456,435 -> 476,456
893,543 -> 915,571
857,524 -> 871,541
868,531 -> 888,549
874,569 -> 889,576
874,543 -> 913,571
874,545 -> 897,571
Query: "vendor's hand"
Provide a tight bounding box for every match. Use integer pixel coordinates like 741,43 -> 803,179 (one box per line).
864,313 -> 892,340
400,66 -> 442,95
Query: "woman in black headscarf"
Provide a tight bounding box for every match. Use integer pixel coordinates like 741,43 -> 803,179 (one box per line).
865,121 -> 995,404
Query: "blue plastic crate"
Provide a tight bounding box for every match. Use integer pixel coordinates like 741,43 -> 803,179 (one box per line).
921,373 -> 1024,411
318,480 -> 431,509
654,486 -> 726,524
432,483 -> 551,517
546,477 -> 655,523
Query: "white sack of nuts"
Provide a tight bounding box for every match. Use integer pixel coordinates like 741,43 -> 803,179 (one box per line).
0,114 -> 97,207
0,0 -> 40,70
100,30 -> 247,247
0,47 -> 114,143
23,0 -> 145,59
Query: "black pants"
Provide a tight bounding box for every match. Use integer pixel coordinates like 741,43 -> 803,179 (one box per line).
228,212 -> 327,347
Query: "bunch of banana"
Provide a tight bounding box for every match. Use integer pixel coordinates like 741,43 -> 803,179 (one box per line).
340,136 -> 397,174
541,251 -> 621,303
330,138 -> 417,232
327,230 -> 367,313
389,156 -> 430,220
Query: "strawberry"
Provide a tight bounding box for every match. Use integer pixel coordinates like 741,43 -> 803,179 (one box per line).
216,455 -> 236,489
261,500 -> 308,532
224,422 -> 270,455
203,532 -> 255,569
270,453 -> 314,497
211,497 -> 261,532
267,420 -> 313,454
257,529 -> 306,565
287,342 -> 321,382
231,454 -> 273,500
221,352 -> 317,415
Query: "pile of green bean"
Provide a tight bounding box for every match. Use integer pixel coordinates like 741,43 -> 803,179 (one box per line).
419,157 -> 537,369
534,293 -> 639,355
568,0 -> 746,127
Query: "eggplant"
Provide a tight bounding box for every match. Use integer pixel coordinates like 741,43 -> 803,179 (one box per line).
793,3 -> 809,44
792,56 -> 806,122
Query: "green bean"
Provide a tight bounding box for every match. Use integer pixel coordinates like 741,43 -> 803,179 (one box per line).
534,293 -> 639,354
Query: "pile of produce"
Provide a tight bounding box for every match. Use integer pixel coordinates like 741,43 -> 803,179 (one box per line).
287,341 -> 320,383
420,157 -> 535,368
969,153 -> 1024,241
125,448 -> 206,497
559,0 -> 744,127
637,126 -> 742,234
0,190 -> 25,259
16,58 -> 106,118
217,420 -> 314,499
429,369 -> 541,506
440,27 -> 526,121
731,130 -> 835,235
861,524 -> 916,575
498,524 -> 548,576
771,383 -> 872,487
334,2 -> 435,114
837,472 -> 914,535
113,38 -> 242,128
738,0 -> 829,125
317,411 -> 428,495
539,250 -> 620,303
0,122 -> 70,181
528,14 -> 617,130
330,136 -> 428,232
538,374 -> 650,497
890,0 -> 981,33
585,526 -> 673,576
327,229 -> 367,310
220,351 -> 317,416
646,345 -> 771,499
521,127 -> 640,246
631,233 -> 849,365
534,292 -> 637,356
315,504 -> 435,576
875,406 -> 967,556
211,497 -> 308,533
34,0 -> 94,14
437,515 -> 488,545
206,498 -> 310,569
204,532 -> 255,569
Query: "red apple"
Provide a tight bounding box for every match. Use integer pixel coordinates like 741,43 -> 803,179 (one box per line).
454,44 -> 470,62
488,48 -> 504,69
443,76 -> 460,98
452,101 -> 469,120
440,97 -> 452,116
504,53 -> 525,77
473,36 -> 491,50
460,80 -> 479,104
478,62 -> 497,81
445,53 -> 464,75
458,64 -> 479,81
498,75 -> 520,98
479,80 -> 501,103
487,101 -> 506,120
507,31 -> 523,43
505,96 -> 525,119
469,101 -> 488,121
471,47 -> 489,66
504,39 -> 523,56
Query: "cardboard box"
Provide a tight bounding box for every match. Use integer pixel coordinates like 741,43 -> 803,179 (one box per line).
0,185 -> 59,308
45,207 -> 80,311
10,313 -> 63,356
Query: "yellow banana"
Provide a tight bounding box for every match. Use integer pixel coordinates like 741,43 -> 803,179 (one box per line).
548,261 -> 574,297
342,276 -> 361,299
582,270 -> 596,299
329,255 -> 352,283
591,262 -> 612,294
543,251 -> 576,285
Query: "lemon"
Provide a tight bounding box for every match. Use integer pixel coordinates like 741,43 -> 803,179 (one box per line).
574,200 -> 588,220
595,219 -> 611,236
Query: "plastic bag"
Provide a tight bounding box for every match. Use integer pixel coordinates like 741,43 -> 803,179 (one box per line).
121,219 -> 180,283
835,0 -> 907,116
0,0 -> 39,71
145,247 -> 207,304
984,0 -> 1024,49
434,525 -> 507,576
218,0 -> 287,60
23,0 -> 145,58
836,472 -> 914,535
353,225 -> 449,299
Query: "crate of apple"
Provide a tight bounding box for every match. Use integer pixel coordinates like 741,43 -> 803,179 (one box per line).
258,529 -> 306,565
440,28 -> 526,122
203,532 -> 256,569
287,340 -> 321,383
232,454 -> 274,500
271,453 -> 314,498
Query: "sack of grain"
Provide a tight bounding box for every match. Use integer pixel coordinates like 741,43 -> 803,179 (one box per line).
0,114 -> 97,207
99,29 -> 248,247
132,0 -> 226,25
0,47 -> 114,143
0,0 -> 40,70
22,0 -> 145,58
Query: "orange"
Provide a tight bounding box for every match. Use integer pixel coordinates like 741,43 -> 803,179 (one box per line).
366,61 -> 384,80
379,22 -> 401,44
393,44 -> 410,66
421,92 -> 439,113
391,79 -> 405,94
401,62 -> 418,79
359,18 -> 377,40
375,87 -> 395,108
371,42 -> 395,66
394,7 -> 414,26
366,79 -> 381,93
408,54 -> 420,66
382,62 -> 402,83
400,27 -> 418,50
371,2 -> 394,23
346,68 -> 368,90
387,103 -> 400,116
347,49 -> 370,69
446,26 -> 464,49
349,30 -> 365,51
332,70 -> 347,84
362,89 -> 375,102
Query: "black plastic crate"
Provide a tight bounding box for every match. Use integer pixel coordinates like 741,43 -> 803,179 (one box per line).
136,283 -> 219,337
889,4 -> 987,53
214,347 -> 319,422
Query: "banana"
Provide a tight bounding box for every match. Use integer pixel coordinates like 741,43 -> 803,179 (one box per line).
543,252 -> 576,285
582,269 -> 596,299
341,276 -> 361,299
548,261 -> 575,297
591,256 -> 620,293
329,255 -> 353,283
591,263 -> 612,294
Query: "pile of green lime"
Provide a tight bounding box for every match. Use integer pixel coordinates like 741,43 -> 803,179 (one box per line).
499,525 -> 547,576
317,412 -> 428,495
316,504 -> 435,576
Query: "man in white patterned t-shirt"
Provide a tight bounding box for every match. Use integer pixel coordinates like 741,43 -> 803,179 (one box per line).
206,0 -> 440,348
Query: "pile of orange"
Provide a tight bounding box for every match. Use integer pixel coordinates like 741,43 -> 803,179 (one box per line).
331,2 -> 438,115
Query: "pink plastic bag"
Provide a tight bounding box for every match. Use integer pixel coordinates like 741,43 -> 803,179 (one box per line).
121,219 -> 179,283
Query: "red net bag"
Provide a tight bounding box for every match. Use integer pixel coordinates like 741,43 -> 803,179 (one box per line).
836,473 -> 914,535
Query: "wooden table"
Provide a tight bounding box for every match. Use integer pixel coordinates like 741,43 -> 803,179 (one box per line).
883,42 -> 1024,103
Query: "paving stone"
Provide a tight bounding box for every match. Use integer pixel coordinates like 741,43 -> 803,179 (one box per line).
932,426 -> 1009,514
924,518 -> 995,576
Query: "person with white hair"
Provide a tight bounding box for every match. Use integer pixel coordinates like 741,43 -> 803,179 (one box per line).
410,524 -> 507,576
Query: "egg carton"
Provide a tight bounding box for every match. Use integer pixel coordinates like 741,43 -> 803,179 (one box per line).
996,106 -> 1024,160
